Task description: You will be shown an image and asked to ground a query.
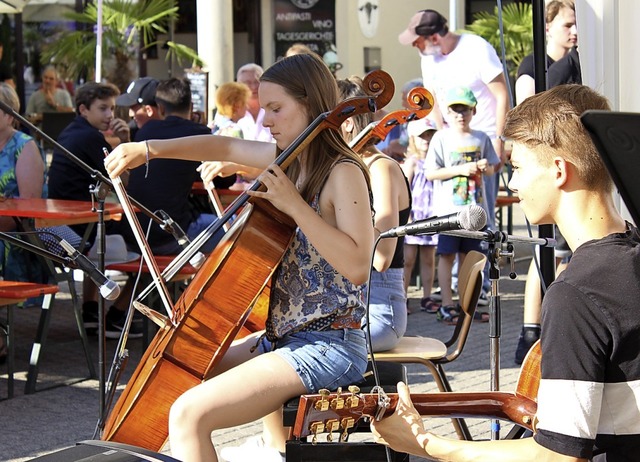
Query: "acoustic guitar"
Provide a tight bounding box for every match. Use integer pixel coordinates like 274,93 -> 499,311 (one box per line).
293,340 -> 541,441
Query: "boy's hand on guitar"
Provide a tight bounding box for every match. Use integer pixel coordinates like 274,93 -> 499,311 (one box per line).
371,382 -> 431,456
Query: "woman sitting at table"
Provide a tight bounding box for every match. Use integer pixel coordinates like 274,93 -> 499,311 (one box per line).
0,82 -> 48,362
0,83 -> 81,363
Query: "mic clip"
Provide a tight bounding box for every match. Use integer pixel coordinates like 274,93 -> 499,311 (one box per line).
158,210 -> 189,246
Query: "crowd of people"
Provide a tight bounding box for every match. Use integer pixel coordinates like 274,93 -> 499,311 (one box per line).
1,2 -> 639,461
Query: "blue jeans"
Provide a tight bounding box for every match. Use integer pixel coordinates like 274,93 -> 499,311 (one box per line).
362,268 -> 407,352
260,328 -> 368,393
186,213 -> 225,253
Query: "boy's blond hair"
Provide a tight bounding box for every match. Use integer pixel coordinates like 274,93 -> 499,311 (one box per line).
504,84 -> 612,192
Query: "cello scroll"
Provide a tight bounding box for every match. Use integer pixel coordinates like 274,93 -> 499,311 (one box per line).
350,86 -> 434,153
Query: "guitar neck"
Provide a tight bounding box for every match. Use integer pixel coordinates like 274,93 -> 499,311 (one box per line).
410,391 -> 536,428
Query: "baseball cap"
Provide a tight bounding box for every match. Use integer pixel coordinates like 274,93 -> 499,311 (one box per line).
445,86 -> 477,108
398,10 -> 447,45
407,118 -> 438,138
116,77 -> 159,107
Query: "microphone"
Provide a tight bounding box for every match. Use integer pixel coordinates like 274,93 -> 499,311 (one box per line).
380,205 -> 487,238
157,210 -> 206,268
57,238 -> 121,301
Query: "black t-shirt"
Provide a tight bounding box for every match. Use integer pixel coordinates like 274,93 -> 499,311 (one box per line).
535,227 -> 640,460
48,116 -> 115,243
517,48 -> 582,88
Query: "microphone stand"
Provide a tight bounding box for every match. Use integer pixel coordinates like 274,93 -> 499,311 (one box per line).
90,180 -> 110,430
442,229 -> 555,440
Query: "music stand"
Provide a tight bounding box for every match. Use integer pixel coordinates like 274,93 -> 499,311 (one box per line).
581,110 -> 640,225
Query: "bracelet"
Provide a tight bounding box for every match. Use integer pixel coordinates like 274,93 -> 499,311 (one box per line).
144,140 -> 150,178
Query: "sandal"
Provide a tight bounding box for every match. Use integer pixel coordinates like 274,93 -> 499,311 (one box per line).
445,310 -> 490,325
420,297 -> 440,314
436,304 -> 460,323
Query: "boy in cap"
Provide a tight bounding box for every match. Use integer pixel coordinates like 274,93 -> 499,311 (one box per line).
116,76 -> 161,140
425,86 -> 499,322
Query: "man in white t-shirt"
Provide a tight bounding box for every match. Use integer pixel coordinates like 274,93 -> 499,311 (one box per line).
399,9 -> 509,166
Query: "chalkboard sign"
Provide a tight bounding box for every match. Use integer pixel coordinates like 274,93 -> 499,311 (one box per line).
185,71 -> 208,122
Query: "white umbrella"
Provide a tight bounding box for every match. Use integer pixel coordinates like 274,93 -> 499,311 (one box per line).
95,0 -> 103,82
0,0 -> 29,14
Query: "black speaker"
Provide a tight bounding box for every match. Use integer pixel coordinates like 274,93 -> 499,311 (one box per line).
28,440 -> 179,462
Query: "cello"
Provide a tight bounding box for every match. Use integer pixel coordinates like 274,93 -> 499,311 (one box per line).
349,85 -> 434,153
101,70 -> 395,451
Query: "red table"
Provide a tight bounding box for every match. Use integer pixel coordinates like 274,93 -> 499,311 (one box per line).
0,197 -> 123,227
0,198 -> 125,394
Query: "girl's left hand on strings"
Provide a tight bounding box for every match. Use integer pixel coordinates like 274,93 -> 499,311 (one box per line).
247,164 -> 303,216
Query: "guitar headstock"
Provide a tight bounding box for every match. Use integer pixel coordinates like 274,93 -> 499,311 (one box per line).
293,386 -> 396,442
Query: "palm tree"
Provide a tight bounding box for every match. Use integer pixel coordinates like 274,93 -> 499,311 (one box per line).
40,0 -> 204,91
464,2 -> 533,79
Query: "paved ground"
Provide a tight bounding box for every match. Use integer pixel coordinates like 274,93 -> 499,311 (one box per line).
1,205 -> 536,461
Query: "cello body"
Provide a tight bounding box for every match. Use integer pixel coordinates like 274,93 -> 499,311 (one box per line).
102,199 -> 295,450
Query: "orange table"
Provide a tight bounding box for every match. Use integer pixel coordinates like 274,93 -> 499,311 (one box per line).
0,198 -> 125,394
0,197 -> 123,227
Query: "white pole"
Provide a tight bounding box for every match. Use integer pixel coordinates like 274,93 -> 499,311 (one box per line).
95,0 -> 103,82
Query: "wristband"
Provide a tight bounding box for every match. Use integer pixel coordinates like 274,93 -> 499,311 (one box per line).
144,140 -> 150,178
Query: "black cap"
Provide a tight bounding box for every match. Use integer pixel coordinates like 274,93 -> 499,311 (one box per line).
398,10 -> 448,45
116,77 -> 159,106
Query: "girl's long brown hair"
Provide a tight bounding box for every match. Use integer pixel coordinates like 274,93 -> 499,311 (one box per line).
260,53 -> 371,204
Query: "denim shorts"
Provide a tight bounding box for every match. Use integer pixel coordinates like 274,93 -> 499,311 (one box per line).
362,268 -> 407,352
257,328 -> 368,393
186,213 -> 225,253
437,234 -> 483,255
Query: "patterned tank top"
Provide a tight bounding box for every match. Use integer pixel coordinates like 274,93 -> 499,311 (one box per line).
265,193 -> 366,340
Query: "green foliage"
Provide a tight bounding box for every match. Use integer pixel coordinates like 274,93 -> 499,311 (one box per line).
40,0 -> 204,90
464,2 -> 533,78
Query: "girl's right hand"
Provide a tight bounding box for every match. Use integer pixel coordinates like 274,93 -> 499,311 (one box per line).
104,141 -> 147,178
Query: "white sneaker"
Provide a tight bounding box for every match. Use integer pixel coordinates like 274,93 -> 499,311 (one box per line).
478,292 -> 490,306
220,436 -> 285,462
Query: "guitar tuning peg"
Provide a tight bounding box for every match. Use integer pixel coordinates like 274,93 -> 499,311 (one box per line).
315,389 -> 331,411
330,387 -> 345,410
346,385 -> 361,408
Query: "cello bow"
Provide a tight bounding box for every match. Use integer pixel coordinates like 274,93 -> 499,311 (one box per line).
349,86 -> 434,153
101,70 -> 395,451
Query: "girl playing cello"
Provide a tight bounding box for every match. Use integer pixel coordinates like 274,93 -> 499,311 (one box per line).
105,53 -> 374,462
